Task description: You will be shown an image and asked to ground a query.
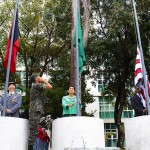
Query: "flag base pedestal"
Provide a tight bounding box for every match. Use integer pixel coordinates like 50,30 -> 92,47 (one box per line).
52,116 -> 105,150
124,115 -> 150,150
64,148 -> 120,150
0,117 -> 29,150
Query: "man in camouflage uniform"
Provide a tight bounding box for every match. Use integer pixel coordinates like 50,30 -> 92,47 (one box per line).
28,75 -> 52,150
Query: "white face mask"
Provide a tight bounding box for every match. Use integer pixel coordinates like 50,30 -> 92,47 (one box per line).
132,87 -> 136,93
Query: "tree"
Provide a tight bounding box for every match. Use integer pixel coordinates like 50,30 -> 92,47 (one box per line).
18,0 -> 72,112
19,0 -> 72,86
0,1 -> 22,89
0,0 -> 94,118
89,0 -> 150,148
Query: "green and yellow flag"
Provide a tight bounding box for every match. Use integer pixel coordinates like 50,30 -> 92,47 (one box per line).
74,12 -> 86,74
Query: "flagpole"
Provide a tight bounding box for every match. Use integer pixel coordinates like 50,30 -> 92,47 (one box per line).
132,0 -> 150,115
2,0 -> 19,116
75,0 -> 80,116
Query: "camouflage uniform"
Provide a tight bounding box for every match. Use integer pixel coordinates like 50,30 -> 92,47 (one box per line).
28,83 -> 46,148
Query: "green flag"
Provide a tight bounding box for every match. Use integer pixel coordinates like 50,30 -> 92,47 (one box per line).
74,12 -> 86,74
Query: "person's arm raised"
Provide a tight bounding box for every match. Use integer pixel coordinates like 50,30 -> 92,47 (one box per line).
43,79 -> 52,90
37,77 -> 52,89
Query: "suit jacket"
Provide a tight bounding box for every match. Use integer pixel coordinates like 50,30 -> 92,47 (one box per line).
0,93 -> 22,117
130,94 -> 146,117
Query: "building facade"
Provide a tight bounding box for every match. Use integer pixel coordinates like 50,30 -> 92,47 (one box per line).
86,78 -> 134,147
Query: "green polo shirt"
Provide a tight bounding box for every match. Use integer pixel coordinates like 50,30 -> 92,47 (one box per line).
62,95 -> 77,115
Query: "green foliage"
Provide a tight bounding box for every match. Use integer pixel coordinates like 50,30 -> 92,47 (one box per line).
43,66 -> 70,119
89,0 -> 150,105
89,0 -> 135,88
44,87 -> 66,119
89,0 -> 150,148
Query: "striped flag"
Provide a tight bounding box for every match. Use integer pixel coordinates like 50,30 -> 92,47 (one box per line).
134,47 -> 143,85
134,47 -> 150,106
4,8 -> 19,73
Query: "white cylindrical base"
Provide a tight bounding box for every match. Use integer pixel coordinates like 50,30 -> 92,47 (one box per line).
52,116 -> 105,150
124,116 -> 150,150
0,117 -> 29,150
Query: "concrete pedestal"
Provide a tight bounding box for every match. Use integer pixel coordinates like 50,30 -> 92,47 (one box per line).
64,148 -> 120,150
0,117 -> 29,150
52,116 -> 105,150
124,116 -> 150,150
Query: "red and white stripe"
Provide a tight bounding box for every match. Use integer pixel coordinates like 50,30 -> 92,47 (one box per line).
134,47 -> 143,85
134,47 -> 150,106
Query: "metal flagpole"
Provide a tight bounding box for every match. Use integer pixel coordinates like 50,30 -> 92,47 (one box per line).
132,0 -> 150,115
2,0 -> 19,116
75,0 -> 80,116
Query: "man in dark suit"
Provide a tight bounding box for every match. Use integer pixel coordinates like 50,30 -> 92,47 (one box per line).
0,82 -> 22,117
130,83 -> 147,117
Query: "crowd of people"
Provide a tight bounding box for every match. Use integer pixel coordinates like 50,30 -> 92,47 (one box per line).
0,74 -> 148,149
0,75 -> 77,150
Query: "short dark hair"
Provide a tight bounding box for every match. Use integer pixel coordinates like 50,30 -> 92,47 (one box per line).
29,75 -> 38,88
69,86 -> 75,90
8,82 -> 16,87
66,86 -> 75,95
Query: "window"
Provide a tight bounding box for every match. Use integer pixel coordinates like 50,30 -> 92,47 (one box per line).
99,97 -> 114,119
104,123 -> 117,147
122,110 -> 134,118
98,75 -> 105,92
99,97 -> 134,119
